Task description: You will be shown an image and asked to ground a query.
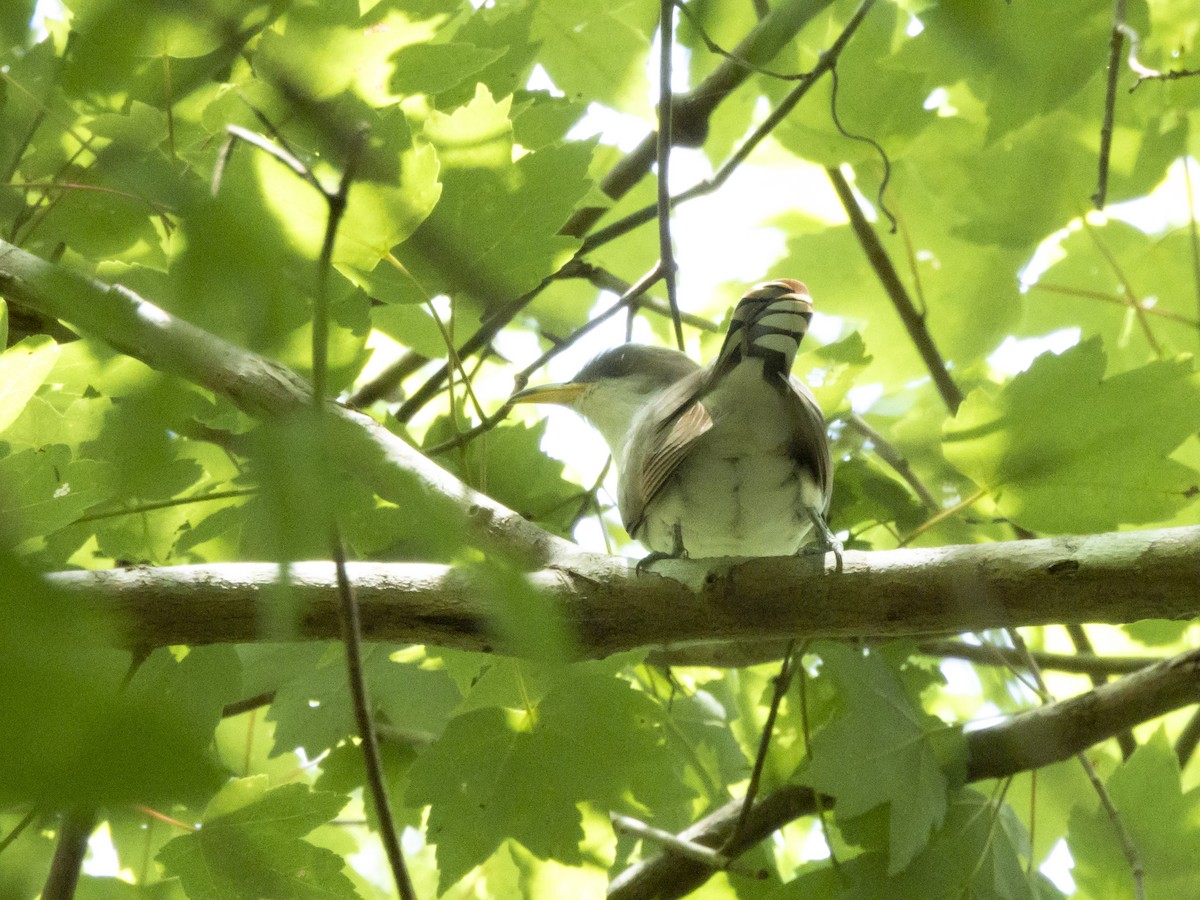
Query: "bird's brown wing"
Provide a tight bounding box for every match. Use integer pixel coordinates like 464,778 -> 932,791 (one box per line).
782,372 -> 832,513
618,369 -> 713,538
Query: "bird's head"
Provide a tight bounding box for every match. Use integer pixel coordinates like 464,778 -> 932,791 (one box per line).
510,344 -> 699,457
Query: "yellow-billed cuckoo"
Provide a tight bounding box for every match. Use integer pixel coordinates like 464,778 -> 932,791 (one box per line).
511,279 -> 839,564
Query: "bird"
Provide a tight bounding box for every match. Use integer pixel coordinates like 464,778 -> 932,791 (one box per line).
510,279 -> 839,565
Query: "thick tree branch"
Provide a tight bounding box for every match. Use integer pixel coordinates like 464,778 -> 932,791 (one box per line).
45,526 -> 1200,657
610,644 -> 1200,899
0,237 -> 578,570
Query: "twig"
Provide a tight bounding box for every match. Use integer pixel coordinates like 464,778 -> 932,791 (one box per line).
844,412 -> 937,510
611,645 -> 1200,900
0,808 -> 37,854
563,0 -> 839,239
346,349 -> 430,409
1005,629 -> 1145,900
332,539 -> 418,900
798,647 -> 839,873
898,488 -> 984,546
422,265 -> 667,454
1093,0 -> 1127,209
918,639 -> 1161,678
76,488 -> 257,523
583,0 -> 877,254
657,0 -> 685,351
1031,280 -> 1200,327
1121,23 -> 1200,91
1175,707 -> 1200,768
511,263 -> 667,393
393,286 -> 548,423
673,0 -> 810,81
826,164 -> 964,413
562,260 -> 719,331
568,455 -> 613,532
222,690 -> 276,718
723,641 -> 798,853
1079,217 -> 1163,356
308,126 -> 418,900
612,814 -> 743,874
1064,623 -> 1136,759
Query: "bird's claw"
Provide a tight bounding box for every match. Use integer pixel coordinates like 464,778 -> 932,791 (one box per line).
803,507 -> 844,573
636,523 -> 687,574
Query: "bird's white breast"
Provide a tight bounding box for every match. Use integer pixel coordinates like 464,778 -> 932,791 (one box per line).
637,363 -> 823,557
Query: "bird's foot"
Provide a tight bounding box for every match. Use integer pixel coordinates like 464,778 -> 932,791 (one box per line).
803,507 -> 844,573
636,523 -> 687,574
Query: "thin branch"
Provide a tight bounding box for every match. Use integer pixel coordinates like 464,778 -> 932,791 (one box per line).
1031,280 -> 1200,327
420,264 -> 668,455
393,285 -> 549,423
1005,629 -> 1145,900
332,539 -> 417,900
511,263 -> 667,392
1079,217 -> 1163,357
346,349 -> 430,409
611,814 -> 738,873
563,0 -> 839,239
76,488 -> 256,524
583,0 -> 877,254
222,690 -> 276,718
41,808 -> 96,900
723,641 -> 798,853
826,164 -> 964,413
610,645 -> 1200,900
1064,623 -> 1136,759
1121,23 -> 1200,91
562,260 -> 719,331
1174,707 -> 1200,768
844,412 -> 937,510
674,0 -> 810,81
1093,0 -> 1127,209
657,0 -> 685,351
899,488 -> 984,546
308,125 -> 417,900
0,808 -> 37,855
918,639 -> 1162,678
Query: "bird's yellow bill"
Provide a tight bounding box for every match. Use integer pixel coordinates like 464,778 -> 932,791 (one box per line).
509,382 -> 587,405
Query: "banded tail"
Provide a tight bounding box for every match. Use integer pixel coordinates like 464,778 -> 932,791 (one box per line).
713,279 -> 814,378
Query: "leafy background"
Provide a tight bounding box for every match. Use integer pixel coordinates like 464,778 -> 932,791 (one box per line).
1,0 -> 1199,898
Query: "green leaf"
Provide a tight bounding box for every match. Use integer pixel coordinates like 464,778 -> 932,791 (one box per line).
800,643 -> 966,874
0,550 -> 224,806
407,668 -> 689,893
0,334 -> 58,434
784,788 -> 1061,899
1068,729 -> 1200,900
157,780 -> 359,900
944,338 -> 1200,532
0,445 -> 113,542
1022,221 -> 1200,374
267,643 -> 460,757
392,90 -> 593,309
899,0 -> 1109,141
532,0 -> 655,114
390,42 -> 507,97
